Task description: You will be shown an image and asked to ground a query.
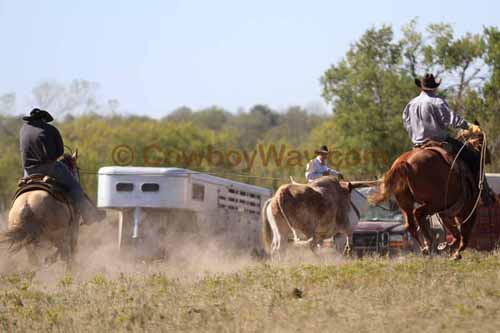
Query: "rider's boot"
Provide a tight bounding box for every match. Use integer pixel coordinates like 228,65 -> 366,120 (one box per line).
481,179 -> 497,208
77,195 -> 106,224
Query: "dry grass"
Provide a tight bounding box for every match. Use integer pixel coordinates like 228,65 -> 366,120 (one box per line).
1,213 -> 499,332
1,248 -> 500,332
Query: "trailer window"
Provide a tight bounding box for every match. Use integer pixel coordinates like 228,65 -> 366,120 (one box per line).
192,183 -> 205,201
142,183 -> 160,192
116,182 -> 134,192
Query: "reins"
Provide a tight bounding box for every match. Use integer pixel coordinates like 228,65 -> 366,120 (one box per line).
443,132 -> 488,224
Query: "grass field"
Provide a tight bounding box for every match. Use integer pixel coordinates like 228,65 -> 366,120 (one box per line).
1,249 -> 500,332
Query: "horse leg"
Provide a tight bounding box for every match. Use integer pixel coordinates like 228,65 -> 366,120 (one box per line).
26,244 -> 41,267
413,205 -> 434,256
66,217 -> 80,271
60,225 -> 78,272
44,249 -> 60,265
437,215 -> 461,256
455,212 -> 478,260
57,239 -> 74,272
396,191 -> 426,253
45,227 -> 72,269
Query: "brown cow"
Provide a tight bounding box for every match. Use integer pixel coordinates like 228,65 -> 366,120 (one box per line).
261,176 -> 378,257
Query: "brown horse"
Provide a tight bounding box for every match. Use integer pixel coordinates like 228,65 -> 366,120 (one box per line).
3,152 -> 80,268
370,131 -> 488,260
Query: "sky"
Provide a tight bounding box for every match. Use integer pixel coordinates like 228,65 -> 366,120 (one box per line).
0,0 -> 499,118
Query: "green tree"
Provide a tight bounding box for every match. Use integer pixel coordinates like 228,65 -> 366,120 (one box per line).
482,27 -> 500,171
423,24 -> 485,113
321,25 -> 415,177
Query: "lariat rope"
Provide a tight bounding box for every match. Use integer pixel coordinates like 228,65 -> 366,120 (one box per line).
443,132 -> 487,225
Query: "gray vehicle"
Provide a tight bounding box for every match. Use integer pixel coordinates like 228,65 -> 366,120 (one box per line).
352,205 -> 414,256
352,203 -> 446,257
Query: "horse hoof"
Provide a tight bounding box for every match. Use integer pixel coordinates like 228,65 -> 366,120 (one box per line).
44,252 -> 59,265
421,247 -> 430,256
436,242 -> 448,252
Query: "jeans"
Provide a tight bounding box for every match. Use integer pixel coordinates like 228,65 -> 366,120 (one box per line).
25,161 -> 84,204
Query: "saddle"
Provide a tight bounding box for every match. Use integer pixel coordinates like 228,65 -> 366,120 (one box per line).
13,175 -> 74,209
413,140 -> 455,166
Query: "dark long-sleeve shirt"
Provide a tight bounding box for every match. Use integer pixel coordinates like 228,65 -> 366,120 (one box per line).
20,120 -> 64,171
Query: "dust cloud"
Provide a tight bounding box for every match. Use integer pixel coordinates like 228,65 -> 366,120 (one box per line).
0,212 -> 344,286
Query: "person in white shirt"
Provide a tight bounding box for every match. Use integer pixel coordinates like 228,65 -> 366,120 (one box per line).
305,145 -> 342,182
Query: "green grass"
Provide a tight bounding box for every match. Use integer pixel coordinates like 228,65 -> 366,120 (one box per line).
1,251 -> 500,332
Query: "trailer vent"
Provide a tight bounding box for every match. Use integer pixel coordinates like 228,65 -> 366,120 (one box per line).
217,187 -> 262,214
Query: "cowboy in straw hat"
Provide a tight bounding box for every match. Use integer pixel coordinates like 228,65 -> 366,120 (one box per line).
20,108 -> 106,223
305,145 -> 343,182
403,74 -> 496,206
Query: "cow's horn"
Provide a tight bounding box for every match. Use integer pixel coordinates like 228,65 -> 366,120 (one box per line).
348,180 -> 382,189
290,176 -> 306,185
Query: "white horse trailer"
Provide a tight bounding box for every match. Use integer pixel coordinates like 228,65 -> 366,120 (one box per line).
97,166 -> 272,257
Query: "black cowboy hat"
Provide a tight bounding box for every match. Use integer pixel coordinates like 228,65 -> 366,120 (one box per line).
314,145 -> 329,155
414,73 -> 441,91
22,108 -> 54,122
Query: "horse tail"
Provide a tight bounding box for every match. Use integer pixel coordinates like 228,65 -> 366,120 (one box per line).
1,204 -> 44,253
370,161 -> 411,204
260,199 -> 274,255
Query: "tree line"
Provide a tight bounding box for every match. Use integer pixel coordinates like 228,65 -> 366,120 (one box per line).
1,20 -> 499,210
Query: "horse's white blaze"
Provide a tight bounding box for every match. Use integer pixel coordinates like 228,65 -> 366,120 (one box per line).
266,200 -> 281,254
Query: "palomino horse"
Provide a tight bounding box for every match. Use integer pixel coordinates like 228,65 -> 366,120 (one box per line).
370,130 -> 489,260
3,152 -> 81,268
261,176 -> 377,258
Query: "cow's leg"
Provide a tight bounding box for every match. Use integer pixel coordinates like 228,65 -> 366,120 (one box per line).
273,214 -> 290,261
309,234 -> 322,256
343,230 -> 353,257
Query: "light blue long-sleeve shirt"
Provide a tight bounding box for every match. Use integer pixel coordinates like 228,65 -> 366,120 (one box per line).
403,92 -> 469,144
305,156 -> 340,182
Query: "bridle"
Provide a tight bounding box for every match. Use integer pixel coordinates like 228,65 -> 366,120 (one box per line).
61,154 -> 80,182
62,145 -> 81,182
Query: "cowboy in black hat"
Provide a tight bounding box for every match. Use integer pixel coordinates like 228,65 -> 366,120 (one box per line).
20,108 -> 106,223
403,74 -> 496,206
305,145 -> 342,182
